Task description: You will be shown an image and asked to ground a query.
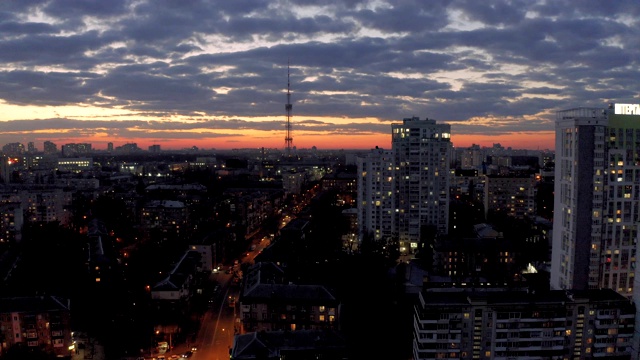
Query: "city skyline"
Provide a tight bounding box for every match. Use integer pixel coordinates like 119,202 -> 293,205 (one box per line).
1,1 -> 638,151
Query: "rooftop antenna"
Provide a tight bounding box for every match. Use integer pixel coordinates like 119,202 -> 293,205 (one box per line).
284,60 -> 293,158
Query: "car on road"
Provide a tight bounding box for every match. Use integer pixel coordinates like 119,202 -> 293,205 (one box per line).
190,345 -> 198,352
182,351 -> 193,358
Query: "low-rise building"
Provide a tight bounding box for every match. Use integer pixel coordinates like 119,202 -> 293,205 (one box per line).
140,200 -> 188,243
151,250 -> 202,302
57,157 -> 93,172
239,263 -> 341,333
0,202 -> 22,243
0,296 -> 72,358
483,174 -> 537,219
413,288 -> 635,360
230,329 -> 347,360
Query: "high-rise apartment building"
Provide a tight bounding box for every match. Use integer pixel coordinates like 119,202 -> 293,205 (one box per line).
392,117 -> 452,254
357,147 -> 395,242
1,142 -> 24,156
61,143 -> 91,157
357,118 -> 452,255
551,104 -> 640,298
43,141 -> 57,155
459,144 -> 484,170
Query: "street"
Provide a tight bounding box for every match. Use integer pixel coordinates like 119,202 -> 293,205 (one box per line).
164,235 -> 270,360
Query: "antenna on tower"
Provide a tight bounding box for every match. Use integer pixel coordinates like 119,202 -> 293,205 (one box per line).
284,60 -> 293,158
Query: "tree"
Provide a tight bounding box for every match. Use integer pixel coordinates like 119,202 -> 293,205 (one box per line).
416,224 -> 438,271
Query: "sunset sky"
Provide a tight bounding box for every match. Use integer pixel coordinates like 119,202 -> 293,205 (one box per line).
0,0 -> 638,151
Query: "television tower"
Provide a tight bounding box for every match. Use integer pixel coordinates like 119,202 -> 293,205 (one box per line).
284,61 -> 293,158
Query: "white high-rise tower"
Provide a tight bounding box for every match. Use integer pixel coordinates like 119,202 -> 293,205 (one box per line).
552,104 -> 640,298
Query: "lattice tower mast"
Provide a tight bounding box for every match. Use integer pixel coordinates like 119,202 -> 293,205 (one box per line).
284,61 -> 293,157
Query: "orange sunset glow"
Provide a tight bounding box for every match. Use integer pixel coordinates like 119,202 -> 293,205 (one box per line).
3,113 -> 556,151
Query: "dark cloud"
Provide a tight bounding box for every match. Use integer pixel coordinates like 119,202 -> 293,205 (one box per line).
0,0 -> 639,148
0,21 -> 58,35
42,0 -> 131,18
0,70 -> 100,106
453,0 -> 528,26
350,1 -> 451,33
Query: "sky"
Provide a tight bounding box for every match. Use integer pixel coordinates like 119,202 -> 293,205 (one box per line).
0,0 -> 639,151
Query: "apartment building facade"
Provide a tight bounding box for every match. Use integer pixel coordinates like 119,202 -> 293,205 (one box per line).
392,117 -> 452,254
551,104 -> 640,297
0,202 -> 22,243
413,288 -> 635,360
356,146 -> 395,242
0,296 -> 72,358
239,263 -> 340,333
140,200 -> 188,243
483,174 -> 537,219
356,118 -> 452,255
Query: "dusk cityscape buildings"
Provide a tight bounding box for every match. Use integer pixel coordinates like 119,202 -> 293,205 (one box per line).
0,0 -> 637,358
1,105 -> 640,359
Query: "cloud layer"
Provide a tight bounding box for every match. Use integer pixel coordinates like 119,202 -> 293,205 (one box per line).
0,0 -> 638,149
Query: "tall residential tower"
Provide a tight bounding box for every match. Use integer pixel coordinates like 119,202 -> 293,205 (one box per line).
392,117 -> 452,254
552,104 -> 640,298
357,117 -> 452,256
357,147 -> 395,243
